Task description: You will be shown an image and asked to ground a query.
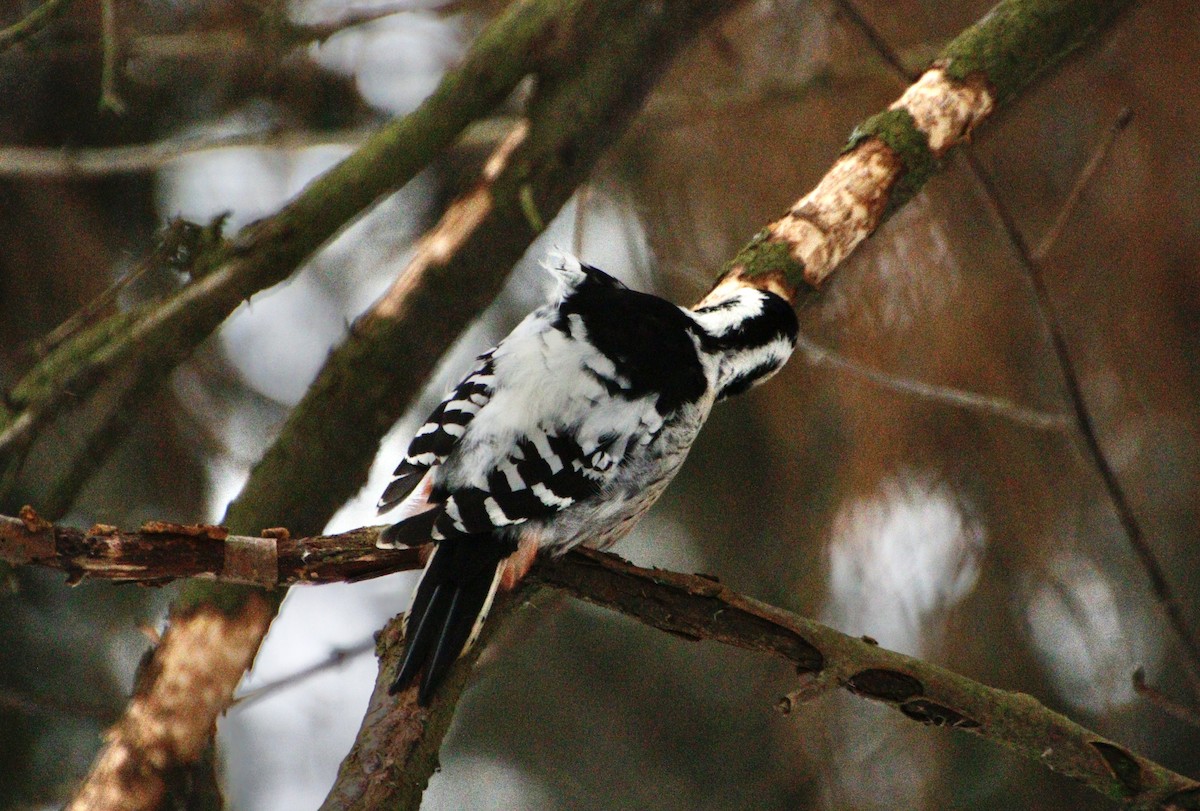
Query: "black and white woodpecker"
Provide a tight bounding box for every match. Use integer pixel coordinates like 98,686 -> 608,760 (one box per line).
377,253 -> 798,704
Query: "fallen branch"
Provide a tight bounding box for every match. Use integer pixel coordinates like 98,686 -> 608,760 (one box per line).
8,511 -> 1197,808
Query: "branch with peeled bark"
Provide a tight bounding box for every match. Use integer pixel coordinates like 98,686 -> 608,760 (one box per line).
720,0 -> 1133,301
0,508 -> 419,587
6,511 -> 1198,809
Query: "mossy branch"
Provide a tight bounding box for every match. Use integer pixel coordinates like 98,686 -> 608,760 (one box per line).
6,511 -> 1196,808
0,0 -> 583,516
725,0 -> 1133,297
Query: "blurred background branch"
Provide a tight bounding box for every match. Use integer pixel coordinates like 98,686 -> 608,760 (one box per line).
0,0 -> 77,52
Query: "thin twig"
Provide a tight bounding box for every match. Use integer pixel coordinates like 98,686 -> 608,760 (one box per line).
0,0 -> 79,53
1032,106 -> 1133,261
834,0 -> 1200,693
98,0 -> 125,115
0,127 -> 374,178
797,332 -> 1072,431
831,0 -> 913,79
969,158 -> 1200,691
231,639 -> 375,709
1133,667 -> 1200,729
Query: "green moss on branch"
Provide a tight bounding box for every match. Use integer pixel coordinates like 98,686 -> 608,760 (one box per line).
847,108 -> 938,215
939,0 -> 1133,106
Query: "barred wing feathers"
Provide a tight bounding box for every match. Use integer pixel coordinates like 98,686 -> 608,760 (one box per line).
377,349 -> 496,515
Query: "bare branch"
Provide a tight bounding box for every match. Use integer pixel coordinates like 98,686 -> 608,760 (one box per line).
796,333 -> 1072,431
0,0 -> 78,53
0,510 -> 423,586
98,0 -> 125,115
1033,106 -> 1134,261
65,595 -> 275,811
14,510 -> 1188,807
968,161 -> 1200,691
232,639 -> 376,709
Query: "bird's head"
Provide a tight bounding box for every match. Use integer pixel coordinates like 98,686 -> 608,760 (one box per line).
690,285 -> 799,400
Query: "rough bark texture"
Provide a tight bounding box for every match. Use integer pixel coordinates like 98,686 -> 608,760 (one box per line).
723,0 -> 1133,296
64,597 -> 274,811
0,511 -> 422,587
17,509 -> 1191,809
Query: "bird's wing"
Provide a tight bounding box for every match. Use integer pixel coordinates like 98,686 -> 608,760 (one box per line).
430,427 -> 620,539
377,348 -> 497,514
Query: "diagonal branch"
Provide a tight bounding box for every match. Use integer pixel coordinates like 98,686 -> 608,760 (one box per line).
0,0 -> 579,515
833,0 -> 1200,692
0,0 -> 78,53
7,511 -> 1197,808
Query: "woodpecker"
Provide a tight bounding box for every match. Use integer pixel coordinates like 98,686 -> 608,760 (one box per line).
378,253 -> 797,704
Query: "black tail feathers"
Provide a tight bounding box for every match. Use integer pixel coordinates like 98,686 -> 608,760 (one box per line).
390,537 -> 513,705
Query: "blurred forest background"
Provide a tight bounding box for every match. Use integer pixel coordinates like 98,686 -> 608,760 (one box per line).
1,0 -> 1198,808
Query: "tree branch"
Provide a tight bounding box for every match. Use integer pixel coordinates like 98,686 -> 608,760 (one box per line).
0,0 -> 575,515
725,0 -> 1134,300
7,511 -> 1198,808
0,509 -> 420,587
0,0 -> 78,53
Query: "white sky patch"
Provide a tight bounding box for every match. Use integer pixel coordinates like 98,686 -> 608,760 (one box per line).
1022,552 -> 1155,713
824,474 -> 984,656
308,11 -> 466,115
218,574 -> 416,811
424,754 -> 556,810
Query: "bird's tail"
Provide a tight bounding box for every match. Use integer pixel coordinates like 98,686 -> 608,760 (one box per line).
390,537 -> 513,705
